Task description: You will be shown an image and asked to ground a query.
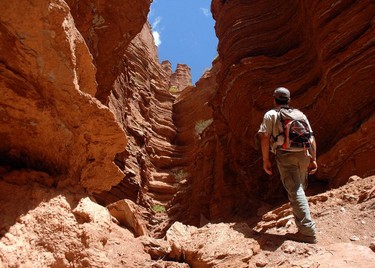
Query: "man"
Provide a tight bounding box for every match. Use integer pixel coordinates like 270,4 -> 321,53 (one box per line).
258,87 -> 318,244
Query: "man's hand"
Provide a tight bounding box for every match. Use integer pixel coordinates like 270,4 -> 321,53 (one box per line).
308,160 -> 318,175
263,160 -> 272,175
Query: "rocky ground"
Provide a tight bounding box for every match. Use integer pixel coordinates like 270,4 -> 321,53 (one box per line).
249,175 -> 375,267
142,175 -> 375,267
1,173 -> 374,267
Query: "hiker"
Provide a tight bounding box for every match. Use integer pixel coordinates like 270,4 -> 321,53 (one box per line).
258,87 -> 318,244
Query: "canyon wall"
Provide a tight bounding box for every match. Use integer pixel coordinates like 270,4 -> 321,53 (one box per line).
0,0 -> 152,265
211,0 -> 375,187
0,0 -> 192,264
66,0 -> 151,104
0,0 -> 129,193
172,0 -> 375,225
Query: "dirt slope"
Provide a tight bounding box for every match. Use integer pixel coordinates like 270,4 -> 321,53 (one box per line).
140,175 -> 375,267
250,175 -> 375,267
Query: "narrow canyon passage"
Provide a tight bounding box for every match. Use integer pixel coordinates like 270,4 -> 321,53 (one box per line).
70,0 -> 375,236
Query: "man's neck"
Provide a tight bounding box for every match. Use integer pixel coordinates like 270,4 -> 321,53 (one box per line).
276,104 -> 290,109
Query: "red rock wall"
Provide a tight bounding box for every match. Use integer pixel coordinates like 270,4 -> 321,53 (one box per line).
0,0 -> 193,236
1,0 -> 374,236
170,63 -> 224,225
212,1 -> 375,210
94,23 -> 176,205
172,0 -> 375,224
0,0 -> 127,192
170,64 -> 192,91
66,0 -> 151,104
211,0 -> 375,186
91,23 -> 193,235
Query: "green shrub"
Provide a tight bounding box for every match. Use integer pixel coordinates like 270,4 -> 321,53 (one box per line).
195,119 -> 213,136
171,169 -> 189,181
152,204 -> 166,213
169,86 -> 179,94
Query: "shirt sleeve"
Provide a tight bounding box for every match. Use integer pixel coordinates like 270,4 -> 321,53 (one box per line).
303,115 -> 313,132
258,111 -> 273,135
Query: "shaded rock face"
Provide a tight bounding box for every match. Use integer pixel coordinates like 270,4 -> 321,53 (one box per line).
66,0 -> 151,104
173,0 -> 375,224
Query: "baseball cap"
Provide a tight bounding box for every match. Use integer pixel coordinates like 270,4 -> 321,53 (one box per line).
273,87 -> 290,100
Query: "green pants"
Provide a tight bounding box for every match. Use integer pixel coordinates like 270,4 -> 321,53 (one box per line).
276,150 -> 316,236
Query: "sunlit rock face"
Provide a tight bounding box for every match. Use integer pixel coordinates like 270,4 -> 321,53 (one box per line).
93,22 -> 176,207
173,0 -> 375,223
0,0 -> 127,192
66,0 -> 151,104
0,0 -> 150,265
170,64 -> 192,91
92,23 -> 186,237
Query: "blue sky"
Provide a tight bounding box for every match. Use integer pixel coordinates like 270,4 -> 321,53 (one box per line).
148,0 -> 218,84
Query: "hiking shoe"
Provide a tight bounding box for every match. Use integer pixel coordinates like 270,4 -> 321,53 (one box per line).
285,232 -> 317,244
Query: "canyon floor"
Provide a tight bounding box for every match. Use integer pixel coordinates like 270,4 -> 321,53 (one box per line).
107,175 -> 375,267
0,173 -> 374,267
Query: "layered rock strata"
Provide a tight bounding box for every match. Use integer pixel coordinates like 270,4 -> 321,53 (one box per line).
171,0 -> 375,225
210,0 -> 375,190
0,0 -> 191,245
92,23 -> 185,213
162,61 -> 192,93
169,63 -> 192,92
78,18 -> 193,236
0,0 -> 150,265
66,0 -> 151,104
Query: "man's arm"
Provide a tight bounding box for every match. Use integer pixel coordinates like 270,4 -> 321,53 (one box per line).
259,133 -> 272,175
308,136 -> 318,174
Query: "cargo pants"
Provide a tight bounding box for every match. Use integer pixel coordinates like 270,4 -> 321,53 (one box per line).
276,150 -> 316,237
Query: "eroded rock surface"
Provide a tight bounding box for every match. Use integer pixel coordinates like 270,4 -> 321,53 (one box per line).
66,0 -> 151,103
170,64 -> 192,92
210,0 -> 375,189
0,171 -> 152,267
172,0 -> 375,223
0,0 -> 126,193
144,176 -> 375,268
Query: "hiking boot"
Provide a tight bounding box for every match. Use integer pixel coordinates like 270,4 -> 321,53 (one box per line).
285,232 -> 317,244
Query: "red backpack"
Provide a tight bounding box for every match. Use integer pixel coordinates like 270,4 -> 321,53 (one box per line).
277,108 -> 312,149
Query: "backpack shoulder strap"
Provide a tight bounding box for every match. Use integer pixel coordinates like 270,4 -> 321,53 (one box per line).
277,106 -> 294,122
272,107 -> 287,142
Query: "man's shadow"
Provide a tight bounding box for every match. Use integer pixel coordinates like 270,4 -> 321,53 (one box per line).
231,221 -> 287,252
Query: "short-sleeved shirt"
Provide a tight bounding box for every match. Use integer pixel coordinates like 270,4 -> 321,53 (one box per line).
258,107 -> 313,153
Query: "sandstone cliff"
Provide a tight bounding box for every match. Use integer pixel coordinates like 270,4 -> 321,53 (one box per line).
209,0 -> 375,191
174,0 -> 375,223
0,0 -> 127,193
137,0 -> 375,234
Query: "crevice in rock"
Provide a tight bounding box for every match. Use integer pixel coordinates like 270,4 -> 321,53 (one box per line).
0,151 -> 63,178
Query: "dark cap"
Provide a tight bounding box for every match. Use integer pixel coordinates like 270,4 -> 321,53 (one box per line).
273,87 -> 290,100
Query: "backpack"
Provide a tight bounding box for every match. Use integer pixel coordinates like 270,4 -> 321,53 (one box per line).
275,108 -> 312,149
